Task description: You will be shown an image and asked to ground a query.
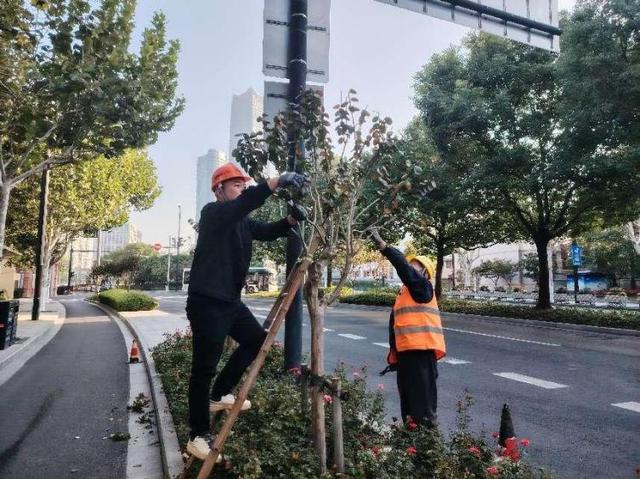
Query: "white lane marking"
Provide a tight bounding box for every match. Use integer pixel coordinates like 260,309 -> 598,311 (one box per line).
442,358 -> 471,365
612,402 -> 640,413
493,372 -> 568,389
338,333 -> 366,340
444,327 -> 561,347
323,328 -> 334,332
373,342 -> 389,348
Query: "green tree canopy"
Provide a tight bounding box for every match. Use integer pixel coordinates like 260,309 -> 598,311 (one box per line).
414,28 -> 640,308
6,149 -> 161,269
0,0 -> 184,257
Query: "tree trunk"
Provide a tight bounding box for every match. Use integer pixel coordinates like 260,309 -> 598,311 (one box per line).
305,261 -> 326,473
0,182 -> 12,262
535,238 -> 552,309
435,244 -> 445,300
326,260 -> 333,288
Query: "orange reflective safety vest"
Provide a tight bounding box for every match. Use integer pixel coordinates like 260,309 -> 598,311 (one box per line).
389,286 -> 446,361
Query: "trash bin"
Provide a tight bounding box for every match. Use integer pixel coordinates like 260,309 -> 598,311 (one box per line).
0,300 -> 19,350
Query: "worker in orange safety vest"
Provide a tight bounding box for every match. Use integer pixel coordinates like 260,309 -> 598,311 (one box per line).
370,227 -> 446,427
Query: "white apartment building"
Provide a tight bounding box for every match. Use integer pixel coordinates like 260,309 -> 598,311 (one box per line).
100,222 -> 142,255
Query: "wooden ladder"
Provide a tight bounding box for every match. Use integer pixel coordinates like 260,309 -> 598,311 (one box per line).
180,255 -> 312,479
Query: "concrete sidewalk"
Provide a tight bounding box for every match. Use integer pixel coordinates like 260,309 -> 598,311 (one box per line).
0,298 -> 66,387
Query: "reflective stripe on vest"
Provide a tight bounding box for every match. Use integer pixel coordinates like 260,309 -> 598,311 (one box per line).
393,286 -> 446,360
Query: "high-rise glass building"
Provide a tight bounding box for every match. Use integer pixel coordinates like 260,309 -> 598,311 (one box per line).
228,88 -> 263,162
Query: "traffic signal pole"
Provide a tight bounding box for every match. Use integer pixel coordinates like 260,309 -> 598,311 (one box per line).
284,0 -> 307,370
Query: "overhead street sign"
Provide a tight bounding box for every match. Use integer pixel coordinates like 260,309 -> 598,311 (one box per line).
264,80 -> 324,122
374,0 -> 560,52
263,0 -> 331,84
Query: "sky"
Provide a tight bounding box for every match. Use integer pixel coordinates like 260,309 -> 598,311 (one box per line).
129,0 -> 576,248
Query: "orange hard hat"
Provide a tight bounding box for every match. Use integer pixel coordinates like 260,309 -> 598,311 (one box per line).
211,163 -> 252,190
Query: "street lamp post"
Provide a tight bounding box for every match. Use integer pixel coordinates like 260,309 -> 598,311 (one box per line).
166,235 -> 172,292
175,205 -> 182,292
32,163 -> 51,321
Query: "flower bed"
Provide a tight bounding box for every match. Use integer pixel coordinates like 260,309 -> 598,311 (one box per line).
339,291 -> 640,331
152,330 -> 553,478
93,289 -> 158,311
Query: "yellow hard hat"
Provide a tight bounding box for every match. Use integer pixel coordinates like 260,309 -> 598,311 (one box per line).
407,255 -> 435,279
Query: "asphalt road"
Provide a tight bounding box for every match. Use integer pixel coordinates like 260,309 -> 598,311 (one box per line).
151,291 -> 640,479
0,300 -> 129,479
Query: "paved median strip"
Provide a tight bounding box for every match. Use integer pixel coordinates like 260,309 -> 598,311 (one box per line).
444,327 -> 561,347
611,402 -> 640,413
493,372 -> 568,389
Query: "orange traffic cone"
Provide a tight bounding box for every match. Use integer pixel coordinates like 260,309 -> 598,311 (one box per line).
129,339 -> 141,363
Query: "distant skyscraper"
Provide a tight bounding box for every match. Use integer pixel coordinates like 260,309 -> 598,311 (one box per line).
229,88 -> 263,162
196,149 -> 227,221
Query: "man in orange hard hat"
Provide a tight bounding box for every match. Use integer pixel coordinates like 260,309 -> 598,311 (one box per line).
370,227 -> 446,428
186,163 -> 308,459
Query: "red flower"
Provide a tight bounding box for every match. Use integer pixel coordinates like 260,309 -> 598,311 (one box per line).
504,437 -> 517,450
519,438 -> 530,447
408,420 -> 418,430
491,431 -> 499,439
323,394 -> 333,404
468,446 -> 481,457
288,367 -> 301,376
406,446 -> 417,456
486,466 -> 499,475
371,446 -> 381,456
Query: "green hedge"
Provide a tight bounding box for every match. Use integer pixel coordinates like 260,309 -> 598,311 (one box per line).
95,289 -> 158,312
339,291 -> 640,331
247,286 -> 356,300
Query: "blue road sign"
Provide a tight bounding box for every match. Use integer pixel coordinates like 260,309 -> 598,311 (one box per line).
571,244 -> 583,267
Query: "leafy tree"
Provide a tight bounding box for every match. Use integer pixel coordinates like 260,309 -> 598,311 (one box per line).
414,31 -> 640,309
517,253 -> 540,285
579,227 -> 640,288
5,150 -> 160,293
559,0 -> 640,162
473,259 -> 518,291
0,0 -> 184,258
236,90 -> 403,472
99,243 -> 153,288
396,118 -> 509,299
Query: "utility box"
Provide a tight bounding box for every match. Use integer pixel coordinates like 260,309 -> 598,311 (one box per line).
0,300 -> 19,350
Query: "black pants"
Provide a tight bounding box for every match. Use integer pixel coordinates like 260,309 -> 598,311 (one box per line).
186,294 -> 267,438
397,350 -> 438,426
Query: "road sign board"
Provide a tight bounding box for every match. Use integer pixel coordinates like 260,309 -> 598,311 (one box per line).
263,0 -> 331,84
571,244 -> 582,267
264,80 -> 324,121
374,0 -> 560,52
153,243 -> 162,252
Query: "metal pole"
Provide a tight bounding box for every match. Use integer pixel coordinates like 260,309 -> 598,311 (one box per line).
67,245 -> 74,291
572,241 -> 579,304
175,205 -> 182,291
284,0 -> 307,370
32,164 -> 51,321
166,236 -> 172,292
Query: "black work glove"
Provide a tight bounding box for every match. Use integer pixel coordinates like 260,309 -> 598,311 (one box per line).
288,202 -> 308,222
368,227 -> 386,250
278,172 -> 309,190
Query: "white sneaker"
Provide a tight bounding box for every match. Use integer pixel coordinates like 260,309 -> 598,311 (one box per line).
186,434 -> 212,461
209,393 -> 251,412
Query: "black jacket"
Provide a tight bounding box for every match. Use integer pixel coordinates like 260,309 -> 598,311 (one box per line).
382,246 -> 434,350
188,182 -> 292,302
